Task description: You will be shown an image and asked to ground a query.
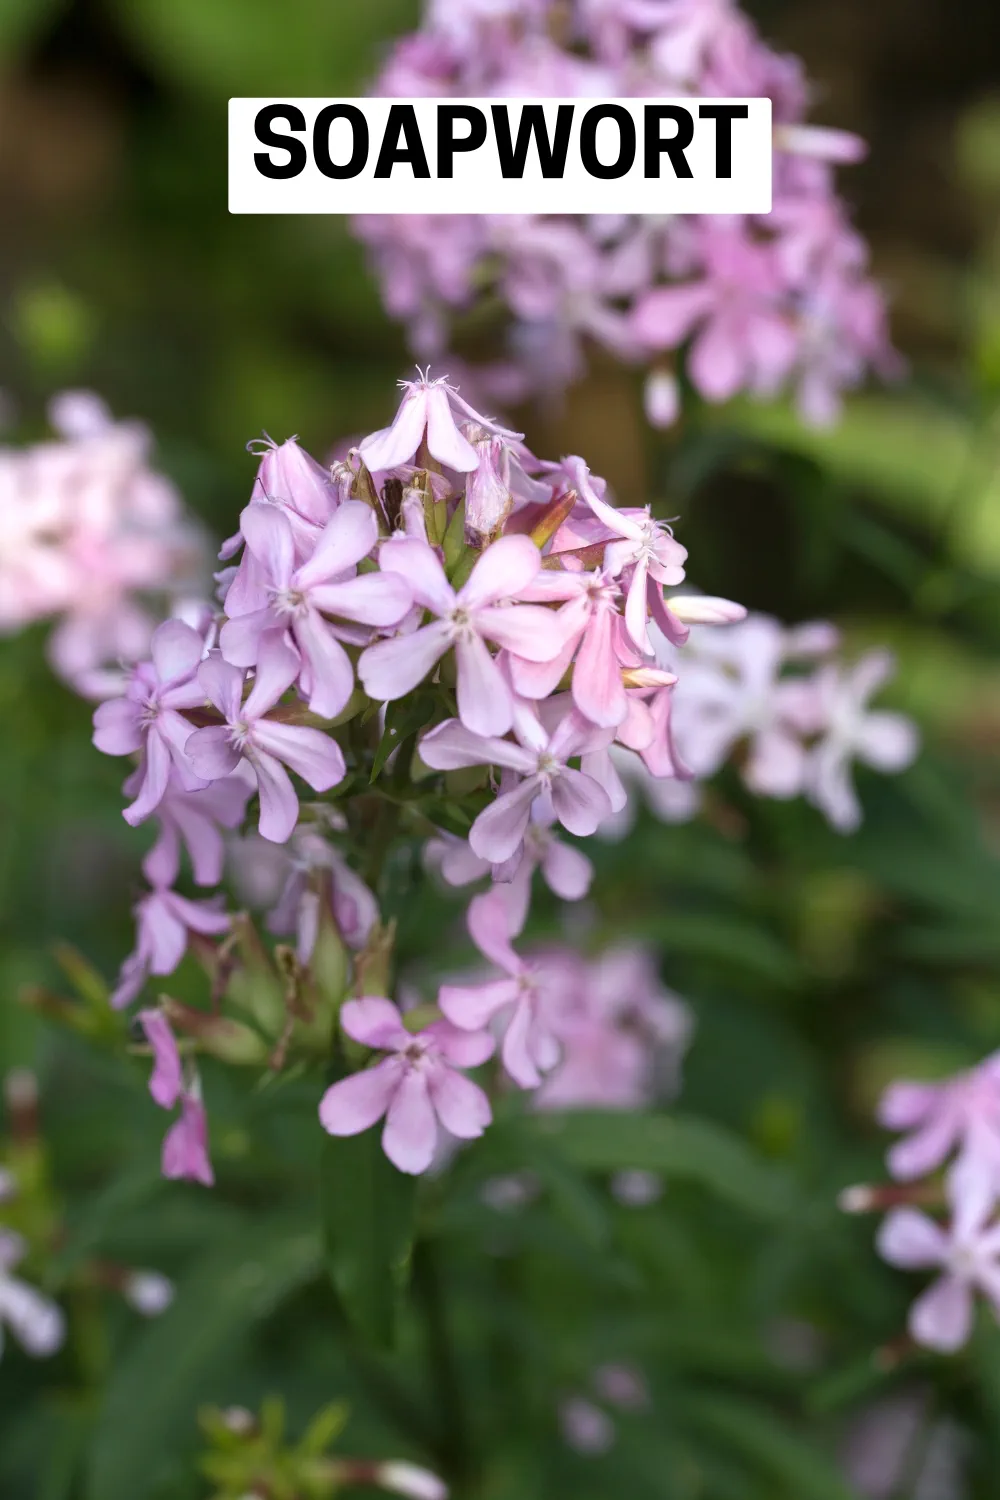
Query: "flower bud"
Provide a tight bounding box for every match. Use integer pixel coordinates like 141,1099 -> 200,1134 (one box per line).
465,432 -> 512,539
374,1461 -> 449,1500
123,1270 -> 175,1316
161,998 -> 269,1067
643,367 -> 680,428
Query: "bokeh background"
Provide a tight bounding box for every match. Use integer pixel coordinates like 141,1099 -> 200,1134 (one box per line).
2,2 -> 1000,1497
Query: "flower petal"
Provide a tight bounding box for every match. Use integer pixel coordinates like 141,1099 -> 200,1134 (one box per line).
460,535 -> 541,610
470,776 -> 541,864
319,1057 -> 400,1135
358,621 -> 452,703
341,996 -> 409,1051
383,1069 -> 439,1174
549,768 -> 612,837
295,500 -> 378,589
428,1064 -> 492,1139
455,633 -> 514,737
378,537 -> 455,616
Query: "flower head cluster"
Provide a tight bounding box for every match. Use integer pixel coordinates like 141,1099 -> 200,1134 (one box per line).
0,392 -> 206,696
86,373 -> 910,1187
355,0 -> 898,425
845,1053 -> 1000,1353
84,373 -> 718,1179
607,610 -> 918,834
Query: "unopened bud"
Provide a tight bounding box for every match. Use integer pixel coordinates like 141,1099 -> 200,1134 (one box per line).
643,367 -> 680,429
465,432 -> 512,540
4,1069 -> 38,1142
529,487 -> 578,549
375,1462 -> 449,1500
774,124 -> 867,164
161,999 -> 269,1067
667,595 -> 747,625
621,667 -> 677,689
222,1407 -> 257,1436
123,1270 -> 175,1317
837,1180 -> 943,1215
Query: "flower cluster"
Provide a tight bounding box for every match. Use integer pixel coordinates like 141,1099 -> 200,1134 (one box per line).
845,1054 -> 1000,1352
89,373 -> 911,1182
355,0 -> 898,425
0,392 -> 206,697
606,610 -> 919,834
87,372 -> 726,1178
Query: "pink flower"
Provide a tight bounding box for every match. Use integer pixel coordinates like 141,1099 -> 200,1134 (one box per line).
318,997 -> 494,1174
0,1230 -> 65,1359
805,650 -> 918,832
136,771 -> 253,888
220,436 -> 340,616
138,1008 -> 184,1109
92,619 -> 210,826
877,1167 -> 1000,1352
162,1092 -> 214,1187
428,799 -> 594,918
221,500 -> 412,718
878,1054 -> 1000,1187
264,829 -> 379,957
568,458 -> 688,653
666,614 -> 832,797
439,890 -> 569,1088
111,885 -> 230,1010
510,567 -> 635,728
358,371 -> 516,474
358,534 -> 567,736
536,943 -> 691,1110
420,702 -> 612,864
186,637 -> 346,843
631,222 -> 800,405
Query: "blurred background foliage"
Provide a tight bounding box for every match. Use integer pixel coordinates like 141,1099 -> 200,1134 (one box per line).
2,1 -> 1000,1497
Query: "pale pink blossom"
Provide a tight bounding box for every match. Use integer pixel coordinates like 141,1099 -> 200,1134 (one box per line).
318,997 -> 494,1174
110,886 -> 230,1010
878,1054 -> 1000,1188
92,619 -> 210,826
877,1167 -> 1000,1353
427,799 -> 594,917
420,702 -> 612,864
805,650 -> 918,832
220,501 -> 412,718
136,771 -> 253,888
138,1008 -> 185,1109
567,457 -> 688,653
187,637 -> 346,843
354,3 -> 895,421
359,371 -> 516,474
162,1092 -> 214,1187
358,534 -> 567,736
438,890 -> 570,1088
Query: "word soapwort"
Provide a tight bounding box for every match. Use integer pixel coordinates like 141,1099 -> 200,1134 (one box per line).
229,97 -> 772,215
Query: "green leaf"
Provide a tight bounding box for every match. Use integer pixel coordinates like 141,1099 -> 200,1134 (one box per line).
684,1394 -> 857,1500
86,1218 -> 321,1500
538,1111 -> 790,1219
321,1116 -> 417,1348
